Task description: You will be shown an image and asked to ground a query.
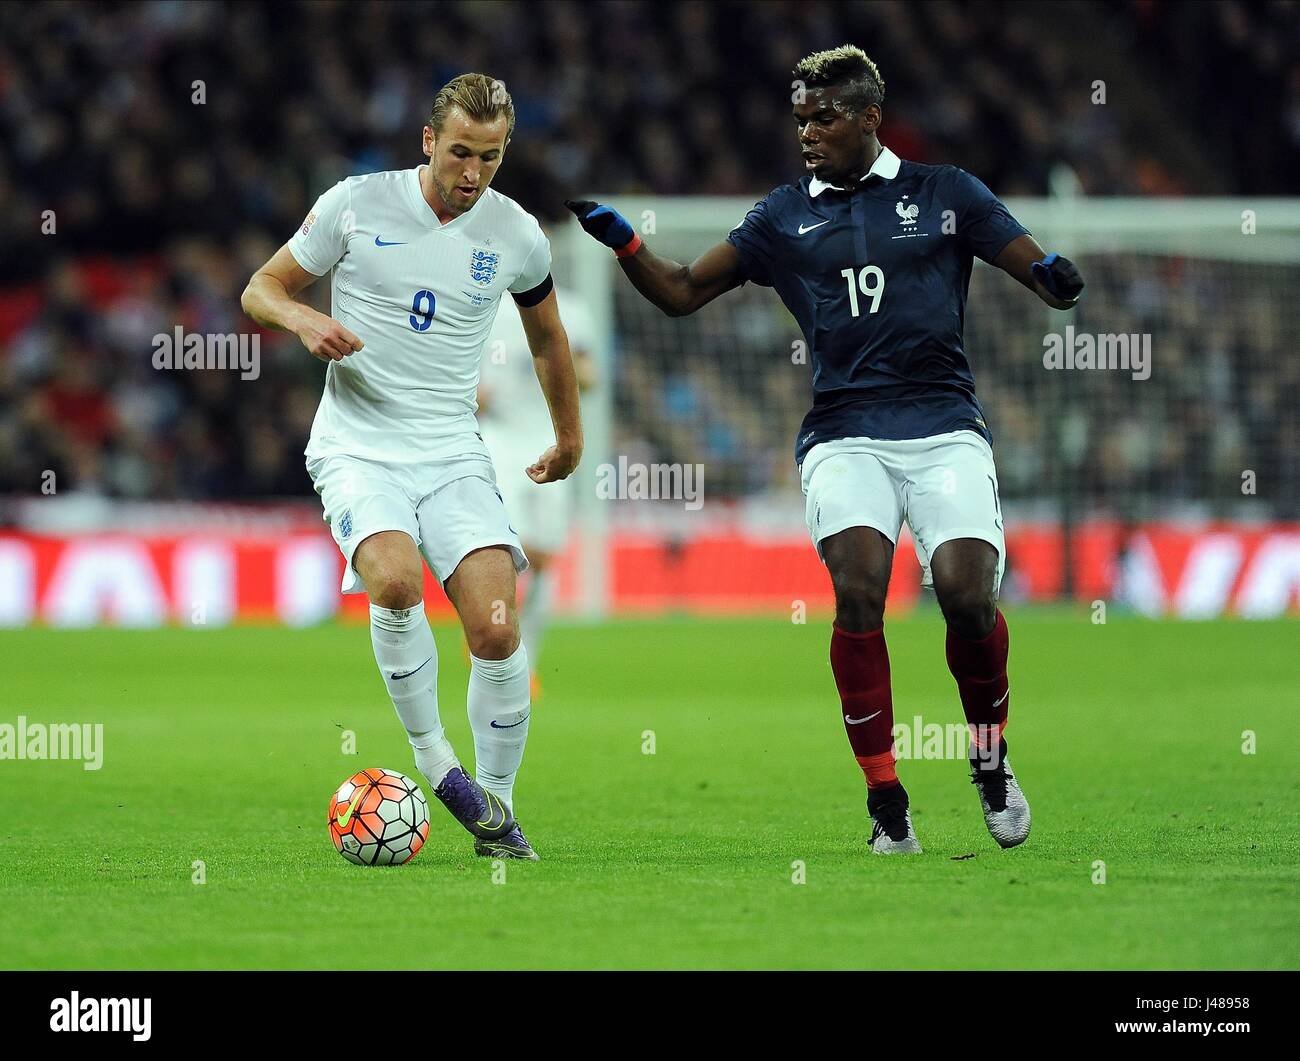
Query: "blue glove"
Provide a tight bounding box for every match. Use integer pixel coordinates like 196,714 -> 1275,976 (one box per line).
1031,252 -> 1085,300
565,199 -> 635,250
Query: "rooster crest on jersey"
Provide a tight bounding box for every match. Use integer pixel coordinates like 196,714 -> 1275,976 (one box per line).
469,248 -> 500,287
896,197 -> 919,225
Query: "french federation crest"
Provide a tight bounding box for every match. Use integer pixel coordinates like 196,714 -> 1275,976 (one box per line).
895,196 -> 919,226
468,248 -> 500,288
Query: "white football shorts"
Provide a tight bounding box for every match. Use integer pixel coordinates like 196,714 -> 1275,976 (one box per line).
800,429 -> 1005,593
484,437 -> 574,556
307,452 -> 528,594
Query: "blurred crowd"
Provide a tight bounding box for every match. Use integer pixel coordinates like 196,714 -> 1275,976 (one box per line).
978,256 -> 1300,519
0,0 -> 1297,509
0,242 -> 322,500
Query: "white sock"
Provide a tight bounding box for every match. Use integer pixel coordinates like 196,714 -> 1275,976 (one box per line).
370,602 -> 459,787
519,567 -> 554,670
467,642 -> 531,811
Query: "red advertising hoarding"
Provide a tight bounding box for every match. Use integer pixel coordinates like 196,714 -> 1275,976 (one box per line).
0,523 -> 1295,625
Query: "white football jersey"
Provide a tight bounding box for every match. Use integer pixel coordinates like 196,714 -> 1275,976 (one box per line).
479,285 -> 596,452
288,166 -> 552,465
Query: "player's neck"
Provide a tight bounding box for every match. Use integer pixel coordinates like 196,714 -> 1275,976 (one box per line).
418,165 -> 459,225
841,138 -> 883,187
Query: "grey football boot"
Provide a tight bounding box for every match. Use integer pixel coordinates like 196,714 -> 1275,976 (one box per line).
867,783 -> 923,855
970,741 -> 1031,848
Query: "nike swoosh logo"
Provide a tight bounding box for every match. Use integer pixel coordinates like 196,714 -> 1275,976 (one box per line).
476,790 -> 507,830
335,782 -> 370,827
798,219 -> 831,235
374,237 -> 407,247
391,658 -> 431,681
992,689 -> 1010,708
490,713 -> 529,730
845,710 -> 883,725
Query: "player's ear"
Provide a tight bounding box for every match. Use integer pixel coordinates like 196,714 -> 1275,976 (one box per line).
863,103 -> 882,135
422,125 -> 435,158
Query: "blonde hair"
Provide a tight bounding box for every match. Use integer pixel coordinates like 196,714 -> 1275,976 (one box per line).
429,73 -> 515,139
793,45 -> 885,114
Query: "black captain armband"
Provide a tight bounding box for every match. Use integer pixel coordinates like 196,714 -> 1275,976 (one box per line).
511,274 -> 554,308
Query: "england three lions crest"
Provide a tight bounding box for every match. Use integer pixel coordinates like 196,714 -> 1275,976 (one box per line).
469,248 -> 500,288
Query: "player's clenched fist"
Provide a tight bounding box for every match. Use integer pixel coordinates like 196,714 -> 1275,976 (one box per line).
1030,253 -> 1085,302
527,443 -> 582,484
295,306 -> 364,362
564,199 -> 638,254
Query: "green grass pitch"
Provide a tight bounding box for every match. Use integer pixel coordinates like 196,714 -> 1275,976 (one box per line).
1,609 -> 1296,970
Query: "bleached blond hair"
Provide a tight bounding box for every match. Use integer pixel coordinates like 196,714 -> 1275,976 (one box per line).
793,45 -> 885,115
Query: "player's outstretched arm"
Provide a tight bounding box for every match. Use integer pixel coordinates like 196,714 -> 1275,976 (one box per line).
241,244 -> 365,363
994,234 -> 1085,310
517,289 -> 584,484
565,200 -> 743,317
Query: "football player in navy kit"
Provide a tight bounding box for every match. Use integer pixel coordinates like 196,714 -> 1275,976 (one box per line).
566,45 -> 1083,854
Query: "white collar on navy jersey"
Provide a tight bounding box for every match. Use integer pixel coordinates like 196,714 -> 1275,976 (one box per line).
807,146 -> 902,197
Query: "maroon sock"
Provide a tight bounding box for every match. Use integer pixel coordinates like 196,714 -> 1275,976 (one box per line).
830,625 -> 898,789
945,609 -> 1010,759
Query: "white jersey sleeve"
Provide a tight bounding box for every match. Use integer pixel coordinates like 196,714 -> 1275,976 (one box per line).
509,225 -> 552,295
288,180 -> 351,277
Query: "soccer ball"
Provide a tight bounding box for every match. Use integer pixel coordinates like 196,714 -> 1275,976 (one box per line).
328,768 -> 429,865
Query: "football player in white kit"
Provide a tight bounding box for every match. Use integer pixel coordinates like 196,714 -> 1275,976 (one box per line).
241,74 -> 583,861
477,275 -> 596,698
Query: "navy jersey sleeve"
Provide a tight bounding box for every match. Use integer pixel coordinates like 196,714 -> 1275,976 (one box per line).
726,195 -> 777,287
953,169 -> 1029,265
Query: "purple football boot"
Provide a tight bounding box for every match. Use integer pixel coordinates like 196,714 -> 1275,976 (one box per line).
474,823 -> 539,862
432,766 -> 515,841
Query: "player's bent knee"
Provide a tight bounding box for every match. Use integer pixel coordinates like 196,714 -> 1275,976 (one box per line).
354,533 -> 424,609
831,579 -> 887,632
465,622 -> 519,661
367,571 -> 423,611
939,589 -> 996,640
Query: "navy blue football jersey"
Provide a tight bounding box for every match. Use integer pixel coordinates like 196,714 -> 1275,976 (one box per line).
726,147 -> 1028,463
